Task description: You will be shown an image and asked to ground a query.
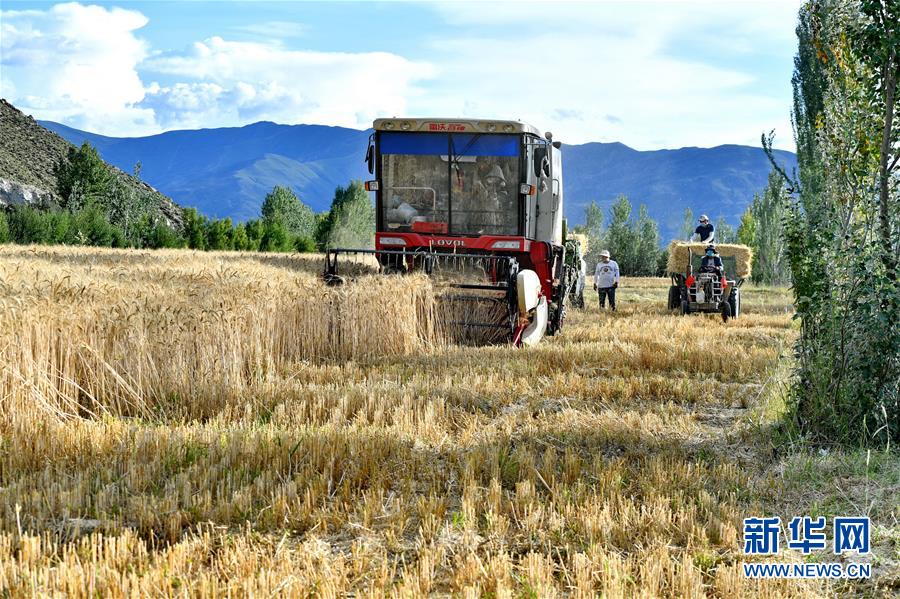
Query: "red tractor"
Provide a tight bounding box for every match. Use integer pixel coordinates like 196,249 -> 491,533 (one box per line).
324,118 -> 573,346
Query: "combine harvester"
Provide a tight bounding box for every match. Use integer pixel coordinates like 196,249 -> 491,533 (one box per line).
324,118 -> 575,346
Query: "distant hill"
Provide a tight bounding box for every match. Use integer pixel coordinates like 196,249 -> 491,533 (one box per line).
1,100 -> 182,227
42,118 -> 796,242
563,141 -> 797,241
42,120 -> 368,225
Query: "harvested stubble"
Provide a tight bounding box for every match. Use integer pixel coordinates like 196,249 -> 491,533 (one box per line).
667,241 -> 754,278
3,246 -> 886,598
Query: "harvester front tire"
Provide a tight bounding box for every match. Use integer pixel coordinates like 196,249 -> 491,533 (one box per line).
680,299 -> 690,315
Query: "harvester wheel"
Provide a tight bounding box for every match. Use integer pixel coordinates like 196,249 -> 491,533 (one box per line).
721,301 -> 730,323
680,299 -> 690,315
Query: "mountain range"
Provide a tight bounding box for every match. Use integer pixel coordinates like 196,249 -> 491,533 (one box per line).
41,118 -> 796,242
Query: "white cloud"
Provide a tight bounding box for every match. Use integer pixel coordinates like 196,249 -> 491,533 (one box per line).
418,0 -> 800,149
0,1 -> 799,149
140,36 -> 433,131
1,2 -> 155,134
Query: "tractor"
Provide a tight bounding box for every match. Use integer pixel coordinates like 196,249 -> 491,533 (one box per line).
666,242 -> 752,322
323,118 -> 574,346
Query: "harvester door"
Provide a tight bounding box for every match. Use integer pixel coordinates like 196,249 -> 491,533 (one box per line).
533,143 -> 557,244
524,138 -> 548,239
549,146 -> 564,245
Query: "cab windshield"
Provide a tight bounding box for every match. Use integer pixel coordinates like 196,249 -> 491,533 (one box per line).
380,132 -> 520,236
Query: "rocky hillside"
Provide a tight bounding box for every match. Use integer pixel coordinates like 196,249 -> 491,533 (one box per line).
0,99 -> 182,228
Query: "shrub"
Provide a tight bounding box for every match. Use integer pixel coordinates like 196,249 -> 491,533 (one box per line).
260,220 -> 293,253
70,204 -> 117,247
149,221 -> 184,249
294,236 -> 316,253
0,210 -> 8,243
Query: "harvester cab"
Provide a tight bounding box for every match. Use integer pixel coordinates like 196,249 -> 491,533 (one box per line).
324,118 -> 573,346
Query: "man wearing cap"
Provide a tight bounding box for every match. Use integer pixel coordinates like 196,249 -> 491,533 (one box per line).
593,250 -> 620,311
693,215 -> 715,243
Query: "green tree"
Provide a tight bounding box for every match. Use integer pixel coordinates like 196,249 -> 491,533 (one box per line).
766,0 -> 899,445
635,204 -> 661,276
69,205 -> 117,246
245,219 -> 265,251
319,181 -> 375,249
148,221 -> 183,249
294,236 -> 317,253
260,220 -> 293,252
679,207 -> 695,241
8,206 -> 52,244
55,142 -> 111,208
105,176 -> 151,244
231,223 -> 250,251
206,218 -> 234,251
736,207 -> 756,248
581,200 -> 606,268
713,216 -> 736,243
182,208 -> 207,250
261,186 -> 316,240
604,195 -> 638,274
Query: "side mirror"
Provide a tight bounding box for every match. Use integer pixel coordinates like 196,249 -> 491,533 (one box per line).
365,145 -> 374,174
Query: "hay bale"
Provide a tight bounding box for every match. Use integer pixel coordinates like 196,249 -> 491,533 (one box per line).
570,233 -> 589,253
666,242 -> 753,278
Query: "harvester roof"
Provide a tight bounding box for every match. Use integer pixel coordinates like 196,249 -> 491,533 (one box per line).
373,118 -> 542,136
667,241 -> 753,279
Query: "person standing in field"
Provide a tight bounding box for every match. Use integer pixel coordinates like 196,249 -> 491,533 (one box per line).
593,250 -> 620,311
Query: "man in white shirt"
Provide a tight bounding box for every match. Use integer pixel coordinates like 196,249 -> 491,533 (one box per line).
593,250 -> 620,311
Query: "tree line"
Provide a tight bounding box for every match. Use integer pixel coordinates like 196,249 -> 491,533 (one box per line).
574,187 -> 793,285
0,142 -> 375,252
766,0 -> 898,446
575,196 -> 666,276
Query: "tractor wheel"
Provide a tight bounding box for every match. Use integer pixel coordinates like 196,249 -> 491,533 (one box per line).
668,285 -> 680,310
728,288 -> 741,318
721,301 -> 730,323
680,299 -> 690,315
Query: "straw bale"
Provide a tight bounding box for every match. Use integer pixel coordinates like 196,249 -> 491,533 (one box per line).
570,233 -> 589,253
666,242 -> 753,278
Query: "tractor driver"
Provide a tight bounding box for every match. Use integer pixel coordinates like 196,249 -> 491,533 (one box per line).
699,244 -> 727,288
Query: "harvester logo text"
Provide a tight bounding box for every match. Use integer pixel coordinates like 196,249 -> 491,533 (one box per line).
434,238 -> 465,247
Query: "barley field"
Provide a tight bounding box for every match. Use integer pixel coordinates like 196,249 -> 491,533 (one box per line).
0,246 -> 896,597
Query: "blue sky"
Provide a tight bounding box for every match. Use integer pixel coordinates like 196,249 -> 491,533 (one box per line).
1,1 -> 801,149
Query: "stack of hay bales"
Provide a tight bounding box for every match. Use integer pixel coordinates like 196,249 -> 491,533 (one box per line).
666,242 -> 753,279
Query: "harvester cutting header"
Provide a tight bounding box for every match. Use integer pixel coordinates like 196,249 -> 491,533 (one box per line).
324,118 -> 574,346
